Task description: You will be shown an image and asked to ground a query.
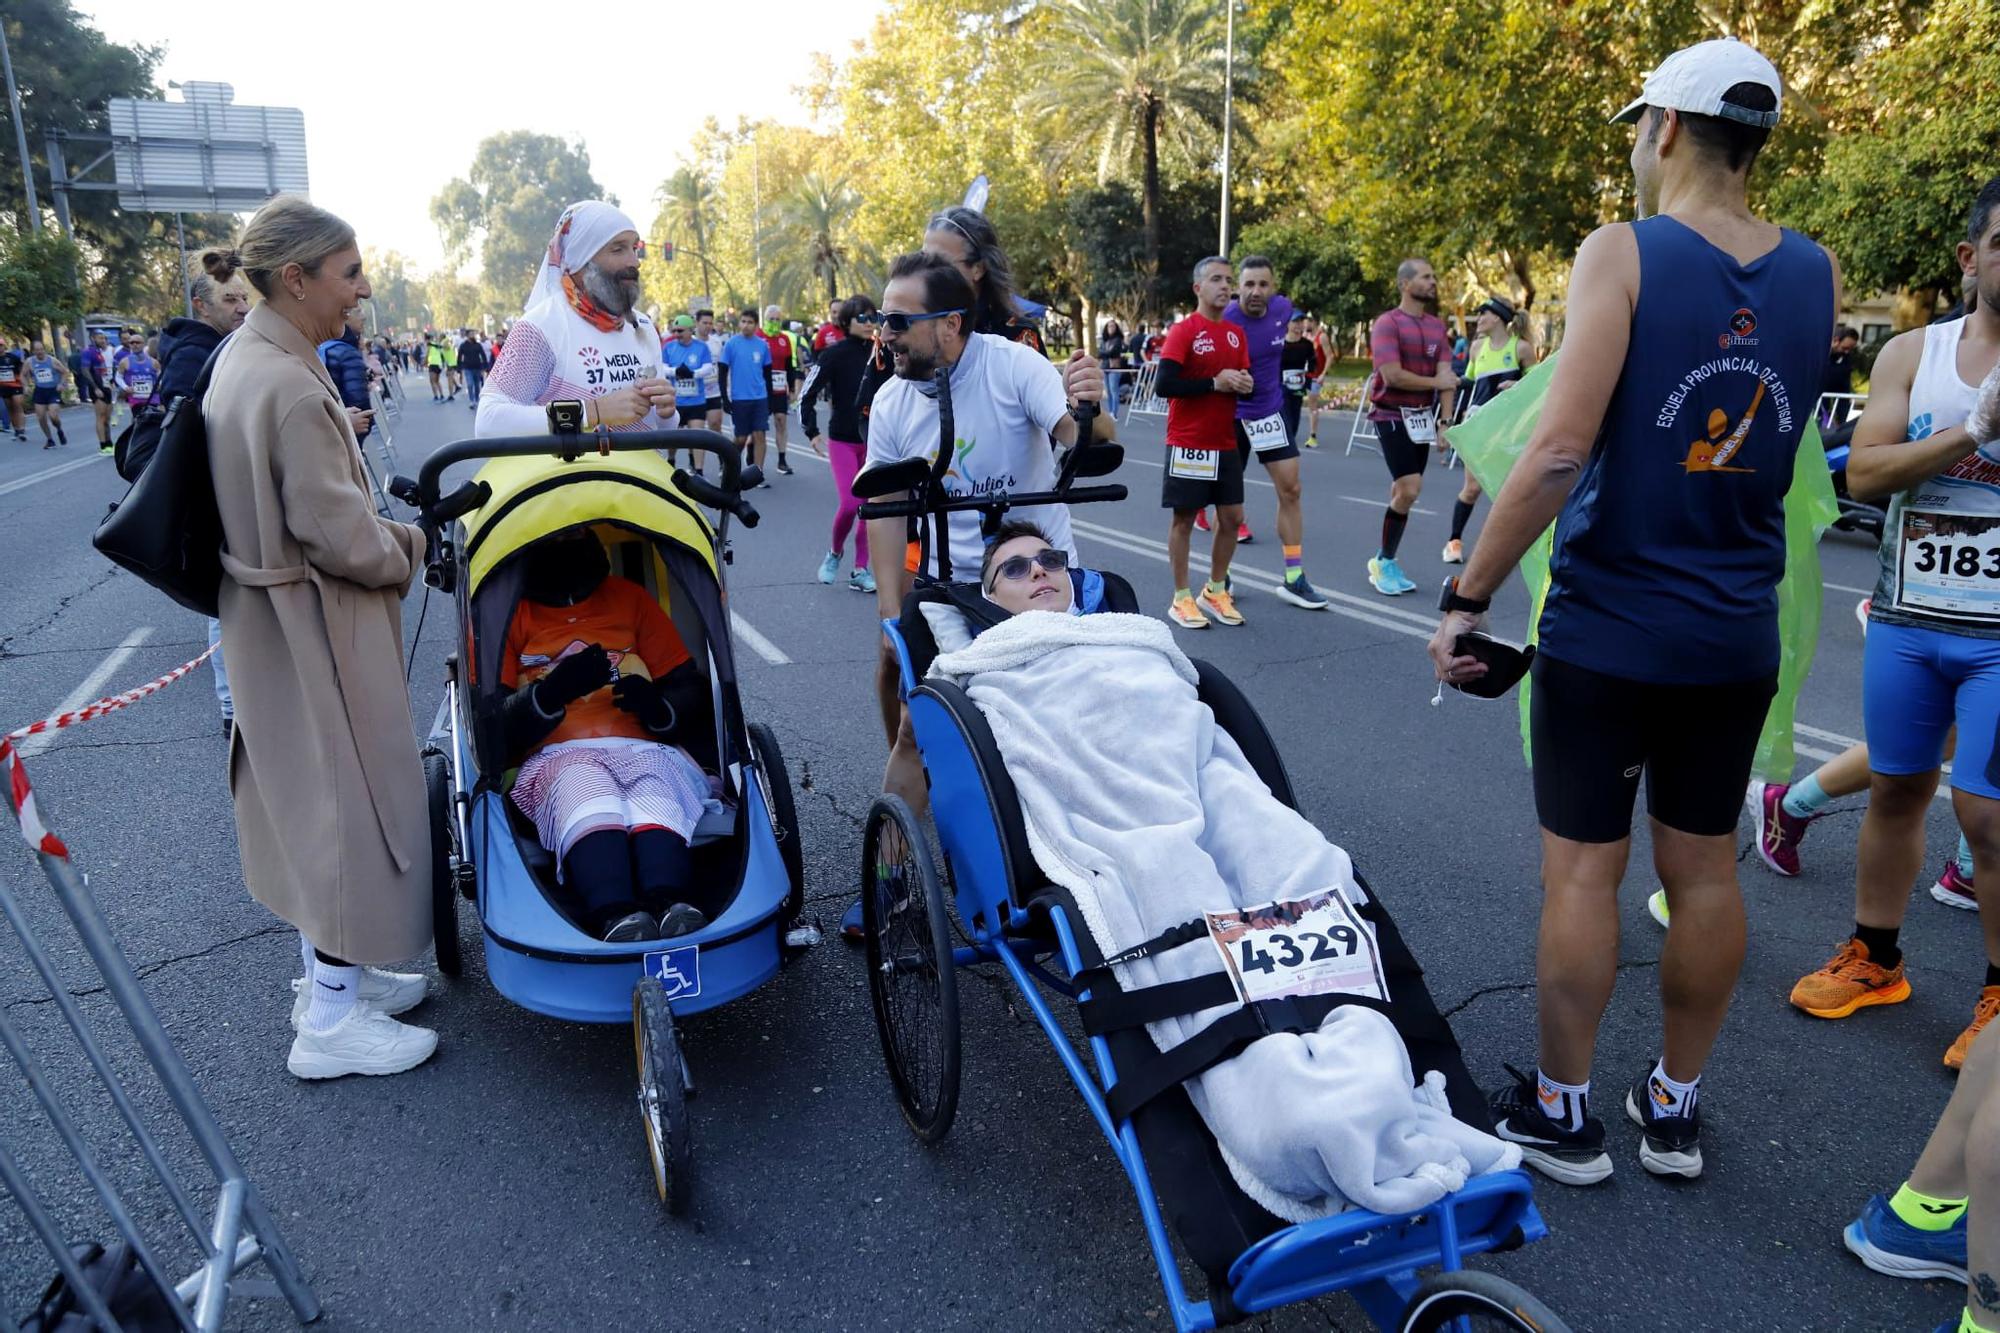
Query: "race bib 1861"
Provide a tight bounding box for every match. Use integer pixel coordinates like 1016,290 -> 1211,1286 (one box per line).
1896,510 -> 2000,620
1168,444 -> 1219,481
1242,412 -> 1290,454
1205,891 -> 1388,1007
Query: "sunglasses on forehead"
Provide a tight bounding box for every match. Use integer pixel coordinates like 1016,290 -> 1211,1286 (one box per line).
986,547 -> 1069,589
876,308 -> 966,335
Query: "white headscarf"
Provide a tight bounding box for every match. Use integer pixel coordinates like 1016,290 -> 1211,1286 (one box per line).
525,200 -> 641,314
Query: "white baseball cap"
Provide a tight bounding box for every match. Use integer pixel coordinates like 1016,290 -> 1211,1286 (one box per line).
1611,39 -> 1782,129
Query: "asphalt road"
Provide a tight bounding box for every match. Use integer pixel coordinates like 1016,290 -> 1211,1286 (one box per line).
0,374 -> 1975,1332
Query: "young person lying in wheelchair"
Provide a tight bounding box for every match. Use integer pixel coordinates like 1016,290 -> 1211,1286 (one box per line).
928,519 -> 1519,1219
496,528 -> 717,944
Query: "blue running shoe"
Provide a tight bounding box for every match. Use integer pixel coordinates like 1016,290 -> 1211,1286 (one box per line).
1386,557 -> 1418,594
849,567 -> 877,594
1367,556 -> 1399,596
1843,1193 -> 1968,1283
840,896 -> 865,943
817,552 -> 840,585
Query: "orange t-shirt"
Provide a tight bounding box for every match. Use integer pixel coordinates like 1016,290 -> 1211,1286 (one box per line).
499,576 -> 692,747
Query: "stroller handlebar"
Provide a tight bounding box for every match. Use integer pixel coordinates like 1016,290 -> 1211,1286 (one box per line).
412,429 -> 746,512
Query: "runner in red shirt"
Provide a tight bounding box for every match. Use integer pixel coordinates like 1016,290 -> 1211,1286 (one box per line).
1154,256 -> 1251,629
761,305 -> 799,474
812,298 -> 844,353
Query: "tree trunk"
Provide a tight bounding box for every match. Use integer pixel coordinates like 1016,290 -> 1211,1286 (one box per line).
1892,285 -> 1942,331
1141,97 -> 1162,320
693,213 -> 717,308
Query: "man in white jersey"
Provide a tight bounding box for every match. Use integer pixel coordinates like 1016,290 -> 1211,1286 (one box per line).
862,250 -> 1109,809
1791,177 -> 2000,1072
476,200 -> 671,438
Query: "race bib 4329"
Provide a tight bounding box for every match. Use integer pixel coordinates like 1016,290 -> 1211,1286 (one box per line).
1205,891 -> 1387,1007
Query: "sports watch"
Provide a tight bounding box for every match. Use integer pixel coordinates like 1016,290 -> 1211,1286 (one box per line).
1437,576 -> 1491,615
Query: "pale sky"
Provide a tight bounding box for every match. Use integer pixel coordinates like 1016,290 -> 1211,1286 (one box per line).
77,0 -> 886,273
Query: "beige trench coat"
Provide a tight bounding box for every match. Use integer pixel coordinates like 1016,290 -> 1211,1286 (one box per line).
205,303 -> 431,964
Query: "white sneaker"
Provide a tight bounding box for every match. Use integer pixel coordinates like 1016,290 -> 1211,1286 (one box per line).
290,966 -> 427,1028
287,1007 -> 439,1080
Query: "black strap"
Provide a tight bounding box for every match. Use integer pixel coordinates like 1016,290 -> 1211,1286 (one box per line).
1102,991 -> 1397,1125
1099,915 -> 1210,968
1079,971 -> 1236,1036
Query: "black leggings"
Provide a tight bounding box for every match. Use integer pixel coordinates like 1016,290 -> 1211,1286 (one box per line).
561,829 -> 697,930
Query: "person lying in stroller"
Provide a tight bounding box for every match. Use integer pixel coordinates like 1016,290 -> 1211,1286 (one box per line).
497,528 -> 717,944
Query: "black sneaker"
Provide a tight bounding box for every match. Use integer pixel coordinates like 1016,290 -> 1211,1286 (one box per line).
1626,1069 -> 1703,1179
658,903 -> 707,938
602,911 -> 660,944
1488,1064 -> 1613,1185
776,457 -> 794,476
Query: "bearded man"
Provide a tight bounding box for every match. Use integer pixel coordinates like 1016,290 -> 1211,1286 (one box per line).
476,200 -> 672,437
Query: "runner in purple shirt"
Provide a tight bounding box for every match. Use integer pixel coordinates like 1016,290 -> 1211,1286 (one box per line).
1224,256 -> 1328,609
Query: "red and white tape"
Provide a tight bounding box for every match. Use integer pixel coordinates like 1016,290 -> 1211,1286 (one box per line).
2,645 -> 217,858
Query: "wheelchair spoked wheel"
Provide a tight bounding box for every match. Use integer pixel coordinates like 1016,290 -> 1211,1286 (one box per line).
632,980 -> 694,1217
861,795 -> 961,1143
748,722 -> 806,923
423,749 -> 462,978
1397,1270 -> 1571,1333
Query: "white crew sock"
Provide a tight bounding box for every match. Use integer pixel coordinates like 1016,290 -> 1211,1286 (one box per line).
1646,1059 -> 1700,1118
302,959 -> 360,1033
1534,1069 -> 1590,1132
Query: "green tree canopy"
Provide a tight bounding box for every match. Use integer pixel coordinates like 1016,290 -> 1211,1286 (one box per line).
431,131 -> 606,315
1233,218 -> 1373,330
0,228 -> 84,338
1773,0 -> 2000,314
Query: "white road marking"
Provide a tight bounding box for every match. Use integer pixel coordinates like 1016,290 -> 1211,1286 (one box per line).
0,453 -> 110,499
730,612 -> 791,665
18,627 -> 154,758
1068,518 -> 1439,638
1824,581 -> 1872,596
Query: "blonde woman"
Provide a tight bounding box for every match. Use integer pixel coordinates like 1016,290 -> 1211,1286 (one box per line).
204,196 -> 437,1080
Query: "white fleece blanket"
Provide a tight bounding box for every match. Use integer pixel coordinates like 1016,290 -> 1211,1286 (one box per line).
931,611 -> 1518,1220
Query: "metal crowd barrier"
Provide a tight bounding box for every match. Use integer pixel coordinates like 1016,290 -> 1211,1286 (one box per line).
1,737 -> 318,1331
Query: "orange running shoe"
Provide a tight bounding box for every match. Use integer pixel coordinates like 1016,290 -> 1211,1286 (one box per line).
1789,938 -> 1912,1019
1198,584 -> 1245,626
1943,985 -> 2000,1071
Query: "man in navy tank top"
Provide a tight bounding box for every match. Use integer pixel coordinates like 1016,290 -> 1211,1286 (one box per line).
1790,181 -> 2000,1072
1427,38 -> 1840,1187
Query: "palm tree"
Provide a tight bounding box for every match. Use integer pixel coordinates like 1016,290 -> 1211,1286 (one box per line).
658,167 -> 721,304
1022,0 -> 1238,311
765,172 -> 881,310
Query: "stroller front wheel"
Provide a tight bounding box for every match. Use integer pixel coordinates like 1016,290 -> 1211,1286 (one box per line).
861,795 -> 961,1143
632,979 -> 694,1217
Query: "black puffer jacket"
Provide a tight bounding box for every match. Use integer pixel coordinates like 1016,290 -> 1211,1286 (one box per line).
118,317 -> 222,482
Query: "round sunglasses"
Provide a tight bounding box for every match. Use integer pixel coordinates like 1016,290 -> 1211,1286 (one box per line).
986,547 -> 1069,590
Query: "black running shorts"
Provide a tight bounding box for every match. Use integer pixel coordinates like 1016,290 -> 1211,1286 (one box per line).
1161,443 -> 1245,511
1236,417 -> 1299,466
1530,653 -> 1777,843
1376,417 -> 1430,479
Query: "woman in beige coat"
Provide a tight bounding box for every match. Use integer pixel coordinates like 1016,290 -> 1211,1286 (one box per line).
205,196 -> 438,1080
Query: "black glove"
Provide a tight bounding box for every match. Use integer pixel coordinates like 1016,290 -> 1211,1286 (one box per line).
534,645 -> 612,709
612,676 -> 677,736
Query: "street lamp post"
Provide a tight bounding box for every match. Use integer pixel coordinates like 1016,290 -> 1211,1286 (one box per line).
1219,0 -> 1235,257
1,21 -> 40,230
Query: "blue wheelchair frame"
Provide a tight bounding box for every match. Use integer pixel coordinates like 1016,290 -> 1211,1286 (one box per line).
889,621 -> 1546,1329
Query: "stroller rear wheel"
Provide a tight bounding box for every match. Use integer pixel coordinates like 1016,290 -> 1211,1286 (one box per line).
862,795 -> 961,1143
748,722 -> 805,923
632,979 -> 694,1217
423,749 -> 462,978
1398,1270 -> 1571,1333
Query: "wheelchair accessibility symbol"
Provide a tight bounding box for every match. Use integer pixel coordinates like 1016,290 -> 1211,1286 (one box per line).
644,945 -> 701,1001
